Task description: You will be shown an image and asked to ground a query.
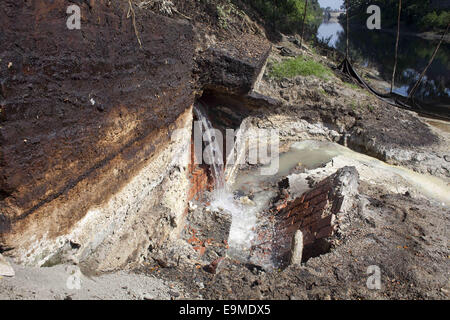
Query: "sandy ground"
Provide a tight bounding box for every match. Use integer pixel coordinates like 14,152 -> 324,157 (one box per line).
0,262 -> 182,300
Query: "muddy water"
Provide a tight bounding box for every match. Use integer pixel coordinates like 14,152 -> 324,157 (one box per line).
426,119 -> 450,134
285,141 -> 449,205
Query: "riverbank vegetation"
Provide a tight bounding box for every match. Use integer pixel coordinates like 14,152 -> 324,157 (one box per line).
343,0 -> 449,32
244,0 -> 324,34
332,24 -> 450,102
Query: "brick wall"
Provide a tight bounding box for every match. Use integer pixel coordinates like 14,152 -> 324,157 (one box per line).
187,137 -> 214,202
273,167 -> 359,265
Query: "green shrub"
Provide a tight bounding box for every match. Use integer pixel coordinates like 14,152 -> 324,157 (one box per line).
421,11 -> 450,30
246,0 -> 323,34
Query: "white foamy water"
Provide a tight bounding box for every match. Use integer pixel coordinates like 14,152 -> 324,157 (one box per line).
205,185 -> 262,262
195,104 -> 259,259
194,104 -> 226,190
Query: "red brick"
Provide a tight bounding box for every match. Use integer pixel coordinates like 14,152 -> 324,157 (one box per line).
315,177 -> 332,188
292,207 -> 313,224
285,220 -> 302,235
316,225 -> 334,240
301,230 -> 316,245
331,196 -> 344,214
289,207 -> 300,218
301,194 -> 305,202
276,202 -> 288,211
304,185 -> 327,201
310,215 -> 335,233
317,214 -> 335,229
277,211 -> 290,220
292,196 -> 304,207
310,192 -> 328,206
187,161 -> 213,202
311,200 -> 329,217
287,208 -> 296,218
303,206 -> 315,217
301,211 -> 321,228
277,216 -> 295,230
203,257 -> 225,274
193,246 -> 206,256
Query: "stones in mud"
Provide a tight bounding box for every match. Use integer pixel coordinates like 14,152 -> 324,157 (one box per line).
239,196 -> 256,206
150,240 -> 201,270
279,47 -> 296,57
0,253 -> 14,277
278,177 -> 290,190
290,230 -> 303,265
245,263 -> 265,275
184,205 -> 232,262
280,79 -> 292,89
203,257 -> 225,274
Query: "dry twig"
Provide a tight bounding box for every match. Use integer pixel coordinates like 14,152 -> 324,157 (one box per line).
127,0 -> 143,48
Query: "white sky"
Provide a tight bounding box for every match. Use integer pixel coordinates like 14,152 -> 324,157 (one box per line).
318,0 -> 344,10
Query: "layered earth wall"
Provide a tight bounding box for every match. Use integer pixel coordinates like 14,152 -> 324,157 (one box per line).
0,0 -> 270,271
0,0 -> 196,270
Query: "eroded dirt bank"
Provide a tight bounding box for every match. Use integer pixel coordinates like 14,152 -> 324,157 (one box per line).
0,0 -> 197,271
0,0 -> 270,271
0,0 -> 449,300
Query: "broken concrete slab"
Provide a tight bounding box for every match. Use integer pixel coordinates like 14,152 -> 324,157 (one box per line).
290,230 -> 303,265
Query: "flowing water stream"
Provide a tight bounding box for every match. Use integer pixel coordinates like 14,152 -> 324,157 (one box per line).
287,141 -> 450,205
194,105 -> 226,191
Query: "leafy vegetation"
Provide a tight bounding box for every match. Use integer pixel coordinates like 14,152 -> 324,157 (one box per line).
245,0 -> 323,34
421,11 -> 450,31
269,56 -> 333,79
342,0 -> 450,32
216,1 -> 247,29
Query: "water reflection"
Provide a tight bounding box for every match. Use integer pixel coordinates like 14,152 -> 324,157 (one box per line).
317,20 -> 450,106
317,21 -> 344,47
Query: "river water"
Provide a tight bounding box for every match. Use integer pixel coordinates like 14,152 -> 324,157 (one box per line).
317,19 -> 450,107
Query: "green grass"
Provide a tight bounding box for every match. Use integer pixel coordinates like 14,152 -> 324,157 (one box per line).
318,88 -> 328,96
344,82 -> 360,90
269,56 -> 332,80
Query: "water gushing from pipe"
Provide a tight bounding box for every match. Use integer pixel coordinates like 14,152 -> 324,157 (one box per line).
193,104 -> 226,191
193,104 -> 260,262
